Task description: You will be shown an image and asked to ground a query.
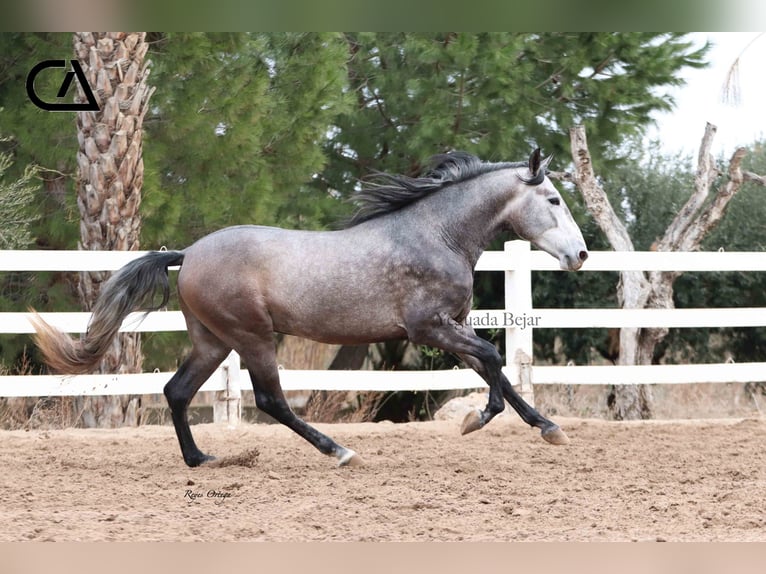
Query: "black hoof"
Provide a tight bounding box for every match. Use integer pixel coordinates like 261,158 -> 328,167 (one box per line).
185,453 -> 216,467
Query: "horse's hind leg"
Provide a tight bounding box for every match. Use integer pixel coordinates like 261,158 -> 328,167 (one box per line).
164,313 -> 232,467
240,338 -> 363,467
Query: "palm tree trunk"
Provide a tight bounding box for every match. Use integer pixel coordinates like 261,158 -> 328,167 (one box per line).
72,32 -> 154,427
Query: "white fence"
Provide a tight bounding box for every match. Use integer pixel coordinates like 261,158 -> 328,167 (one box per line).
1,240 -> 765,424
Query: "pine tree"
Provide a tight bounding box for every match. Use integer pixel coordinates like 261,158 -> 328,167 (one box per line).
323,33 -> 708,196
0,33 -> 80,375
0,33 -> 79,250
140,32 -> 351,247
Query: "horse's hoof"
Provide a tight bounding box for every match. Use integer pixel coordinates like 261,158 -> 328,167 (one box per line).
541,425 -> 570,445
187,454 -> 216,467
338,449 -> 364,467
460,409 -> 483,435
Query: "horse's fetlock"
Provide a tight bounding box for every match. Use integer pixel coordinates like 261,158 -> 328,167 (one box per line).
486,398 -> 505,417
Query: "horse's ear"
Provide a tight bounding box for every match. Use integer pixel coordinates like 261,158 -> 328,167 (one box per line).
540,153 -> 554,172
528,148 -> 542,175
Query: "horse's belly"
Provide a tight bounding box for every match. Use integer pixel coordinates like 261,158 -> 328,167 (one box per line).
267,288 -> 407,345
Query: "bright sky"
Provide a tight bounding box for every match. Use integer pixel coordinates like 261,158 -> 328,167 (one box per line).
647,32 -> 766,158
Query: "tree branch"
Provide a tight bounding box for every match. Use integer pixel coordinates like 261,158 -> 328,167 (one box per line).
568,125 -> 636,252
744,170 -> 766,186
547,169 -> 574,184
657,122 -> 718,251
567,124 -> 650,333
678,146 -> 747,252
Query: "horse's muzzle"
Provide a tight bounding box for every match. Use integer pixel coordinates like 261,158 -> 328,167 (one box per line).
563,248 -> 588,271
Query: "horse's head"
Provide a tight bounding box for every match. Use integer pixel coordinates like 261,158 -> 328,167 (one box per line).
505,149 -> 588,271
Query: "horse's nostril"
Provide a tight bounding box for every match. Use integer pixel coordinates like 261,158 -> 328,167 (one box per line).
579,250 -> 589,262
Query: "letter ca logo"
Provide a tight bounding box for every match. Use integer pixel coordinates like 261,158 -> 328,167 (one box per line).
26,59 -> 99,112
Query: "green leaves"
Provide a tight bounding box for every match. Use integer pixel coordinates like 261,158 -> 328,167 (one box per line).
141,33 -> 351,245
0,129 -> 38,250
323,33 -> 709,199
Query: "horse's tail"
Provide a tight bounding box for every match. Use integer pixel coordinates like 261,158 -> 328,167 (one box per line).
29,250 -> 185,374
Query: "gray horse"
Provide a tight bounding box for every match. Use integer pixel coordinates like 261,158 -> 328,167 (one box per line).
31,149 -> 588,468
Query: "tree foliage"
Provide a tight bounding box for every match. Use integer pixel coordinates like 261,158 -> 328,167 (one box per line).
0,127 -> 38,249
323,33 -> 708,195
0,33 -> 82,354
0,118 -> 40,370
140,32 -> 352,247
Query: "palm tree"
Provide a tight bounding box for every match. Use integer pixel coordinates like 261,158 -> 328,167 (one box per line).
721,32 -> 764,106
73,32 -> 155,427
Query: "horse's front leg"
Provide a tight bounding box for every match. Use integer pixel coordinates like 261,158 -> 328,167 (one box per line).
408,312 -> 569,445
454,351 -> 510,434
457,351 -> 569,445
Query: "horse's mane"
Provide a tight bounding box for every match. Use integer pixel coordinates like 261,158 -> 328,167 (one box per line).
345,151 -> 536,227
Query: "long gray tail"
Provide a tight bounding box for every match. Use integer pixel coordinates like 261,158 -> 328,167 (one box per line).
30,250 -> 185,374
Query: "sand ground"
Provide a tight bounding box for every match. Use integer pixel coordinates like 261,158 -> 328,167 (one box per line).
1,415 -> 764,541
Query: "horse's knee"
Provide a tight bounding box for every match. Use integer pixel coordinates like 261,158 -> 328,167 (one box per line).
163,380 -> 186,412
481,348 -> 503,372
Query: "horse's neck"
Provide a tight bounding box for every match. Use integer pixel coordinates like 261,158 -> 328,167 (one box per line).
414,171 -> 515,267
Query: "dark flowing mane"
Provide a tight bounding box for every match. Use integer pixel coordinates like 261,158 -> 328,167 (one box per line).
345,151 -> 530,227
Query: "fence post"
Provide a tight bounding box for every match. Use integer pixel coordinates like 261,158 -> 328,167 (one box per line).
504,240 -> 535,406
213,351 -> 241,426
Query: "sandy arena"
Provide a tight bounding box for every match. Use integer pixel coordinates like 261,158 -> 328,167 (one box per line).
1,415 -> 764,542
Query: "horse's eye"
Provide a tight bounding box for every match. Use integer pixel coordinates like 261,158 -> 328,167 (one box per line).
548,197 -> 560,206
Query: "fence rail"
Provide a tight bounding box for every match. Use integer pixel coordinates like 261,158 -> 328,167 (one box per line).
2,242 -> 765,424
